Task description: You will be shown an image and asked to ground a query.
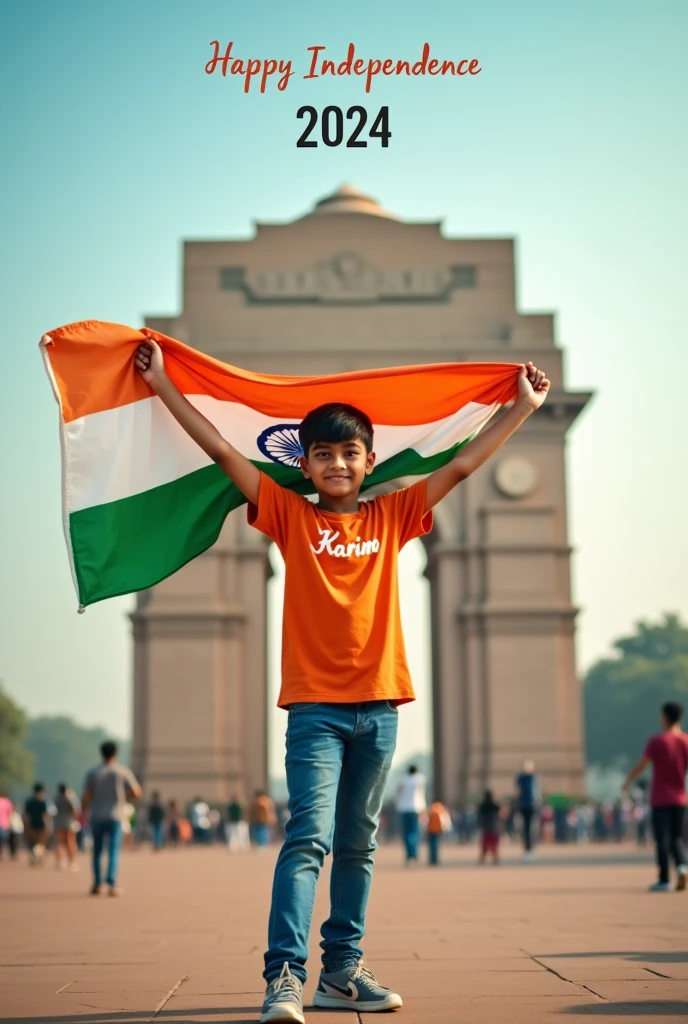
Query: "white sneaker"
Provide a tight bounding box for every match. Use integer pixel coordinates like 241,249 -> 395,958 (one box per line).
260,962 -> 304,1024
313,961 -> 403,1011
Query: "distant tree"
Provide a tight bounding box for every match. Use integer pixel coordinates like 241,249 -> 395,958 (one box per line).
25,717 -> 131,797
585,613 -> 688,770
0,683 -> 34,790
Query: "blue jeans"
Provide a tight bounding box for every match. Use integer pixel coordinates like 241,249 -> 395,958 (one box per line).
401,811 -> 420,861
151,821 -> 165,850
91,820 -> 123,886
253,823 -> 271,847
427,831 -> 440,865
264,701 -> 398,984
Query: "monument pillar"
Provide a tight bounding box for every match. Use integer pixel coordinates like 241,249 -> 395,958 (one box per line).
131,508 -> 271,803
429,394 -> 589,804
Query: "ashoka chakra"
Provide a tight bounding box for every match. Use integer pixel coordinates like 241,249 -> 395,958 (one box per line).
257,424 -> 304,467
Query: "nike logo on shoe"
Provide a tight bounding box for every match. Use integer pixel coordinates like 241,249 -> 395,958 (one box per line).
318,980 -> 359,1000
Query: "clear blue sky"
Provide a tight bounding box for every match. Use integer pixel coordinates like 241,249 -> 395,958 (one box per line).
1,1 -> 687,776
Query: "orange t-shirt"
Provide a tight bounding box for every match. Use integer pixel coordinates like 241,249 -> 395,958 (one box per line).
427,802 -> 450,834
248,473 -> 433,708
251,795 -> 276,826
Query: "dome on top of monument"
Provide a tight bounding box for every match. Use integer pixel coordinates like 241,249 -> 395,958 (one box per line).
304,184 -> 399,220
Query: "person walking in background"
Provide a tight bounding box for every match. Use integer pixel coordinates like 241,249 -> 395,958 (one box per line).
166,799 -> 180,846
53,784 -> 80,871
425,800 -> 451,866
147,792 -> 165,851
612,799 -> 625,843
634,785 -> 650,846
250,790 -> 276,849
189,797 -> 212,843
8,808 -> 23,859
477,790 -> 501,865
0,791 -> 13,860
23,783 -> 50,866
622,701 -> 688,892
395,765 -> 427,865
515,759 -> 540,861
227,797 -> 250,852
82,741 -> 141,896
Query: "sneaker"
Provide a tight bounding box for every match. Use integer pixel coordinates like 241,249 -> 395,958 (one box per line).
260,962 -> 304,1024
108,886 -> 123,897
89,883 -> 102,895
676,867 -> 687,892
313,960 -> 403,1012
649,881 -> 673,892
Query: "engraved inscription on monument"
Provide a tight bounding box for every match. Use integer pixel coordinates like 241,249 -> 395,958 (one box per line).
221,252 -> 477,304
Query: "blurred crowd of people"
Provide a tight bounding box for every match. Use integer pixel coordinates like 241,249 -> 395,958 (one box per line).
380,759 -> 668,869
0,768 -> 661,869
3,699 -> 686,899
0,783 -> 286,864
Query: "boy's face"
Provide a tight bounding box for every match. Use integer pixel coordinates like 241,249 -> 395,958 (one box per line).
300,438 -> 375,498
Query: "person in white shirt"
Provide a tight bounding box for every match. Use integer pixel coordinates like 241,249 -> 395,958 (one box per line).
395,765 -> 427,864
190,798 -> 212,843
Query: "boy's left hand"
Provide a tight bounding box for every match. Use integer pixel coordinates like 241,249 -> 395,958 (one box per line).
518,361 -> 550,411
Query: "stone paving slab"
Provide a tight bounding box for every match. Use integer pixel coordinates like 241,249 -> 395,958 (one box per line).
1,842 -> 687,1023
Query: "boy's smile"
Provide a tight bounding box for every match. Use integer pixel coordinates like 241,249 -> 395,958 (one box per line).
300,440 -> 376,513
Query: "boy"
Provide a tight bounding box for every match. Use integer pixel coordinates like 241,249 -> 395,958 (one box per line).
135,339 -> 549,1022
622,701 -> 688,892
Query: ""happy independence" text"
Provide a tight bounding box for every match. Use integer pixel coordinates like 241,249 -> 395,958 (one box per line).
205,42 -> 482,94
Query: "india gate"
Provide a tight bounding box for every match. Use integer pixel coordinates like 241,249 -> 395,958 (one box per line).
132,185 -> 591,805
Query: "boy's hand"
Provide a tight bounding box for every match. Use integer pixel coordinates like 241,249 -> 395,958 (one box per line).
518,361 -> 550,411
135,339 -> 166,387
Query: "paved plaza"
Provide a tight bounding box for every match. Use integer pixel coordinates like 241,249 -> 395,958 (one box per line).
1,842 -> 686,1023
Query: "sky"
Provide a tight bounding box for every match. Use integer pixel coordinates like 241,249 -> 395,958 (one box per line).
1,1 -> 687,779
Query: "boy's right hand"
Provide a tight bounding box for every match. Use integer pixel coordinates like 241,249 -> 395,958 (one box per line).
135,339 -> 165,386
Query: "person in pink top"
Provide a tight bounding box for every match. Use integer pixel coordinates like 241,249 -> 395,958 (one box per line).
622,701 -> 688,892
0,791 -> 13,859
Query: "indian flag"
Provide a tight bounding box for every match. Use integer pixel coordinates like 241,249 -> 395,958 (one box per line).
41,320 -> 520,609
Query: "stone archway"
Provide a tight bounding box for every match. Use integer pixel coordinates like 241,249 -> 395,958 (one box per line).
131,185 -> 590,806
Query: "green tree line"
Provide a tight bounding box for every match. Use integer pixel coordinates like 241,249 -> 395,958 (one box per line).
584,612 -> 688,769
0,686 -> 129,801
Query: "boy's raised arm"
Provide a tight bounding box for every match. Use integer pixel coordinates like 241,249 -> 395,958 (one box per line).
135,340 -> 261,506
423,362 -> 550,514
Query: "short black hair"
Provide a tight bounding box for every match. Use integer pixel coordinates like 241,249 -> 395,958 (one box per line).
408,765 -> 418,775
299,403 -> 373,458
100,740 -> 117,760
33,782 -> 45,794
58,783 -> 67,794
662,701 -> 683,725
